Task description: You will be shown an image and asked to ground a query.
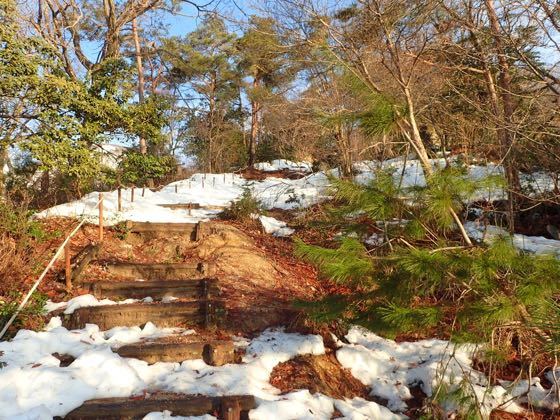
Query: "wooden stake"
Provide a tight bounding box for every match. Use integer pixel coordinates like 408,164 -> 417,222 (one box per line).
213,177 -> 216,188
142,187 -> 145,197
223,173 -> 226,183
175,184 -> 178,193
221,398 -> 241,420
117,187 -> 122,212
131,187 -> 135,203
98,193 -> 104,242
202,178 -> 205,189
65,244 -> 72,289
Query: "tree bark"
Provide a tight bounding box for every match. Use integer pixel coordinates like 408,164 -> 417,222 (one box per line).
248,76 -> 260,168
484,0 -> 520,231
132,17 -> 147,155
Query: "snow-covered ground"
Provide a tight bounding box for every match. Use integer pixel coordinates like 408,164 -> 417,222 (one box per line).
33,157 -> 560,254
254,159 -> 313,173
6,157 -> 560,418
465,221 -> 560,257
1,321 -> 556,419
35,157 -> 557,228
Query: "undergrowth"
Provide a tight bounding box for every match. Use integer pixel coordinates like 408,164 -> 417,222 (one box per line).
221,188 -> 263,222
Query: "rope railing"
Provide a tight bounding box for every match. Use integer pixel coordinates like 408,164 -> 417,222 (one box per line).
0,194 -> 105,340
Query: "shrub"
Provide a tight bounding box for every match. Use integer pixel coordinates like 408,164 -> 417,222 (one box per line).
221,188 -> 262,221
118,151 -> 177,186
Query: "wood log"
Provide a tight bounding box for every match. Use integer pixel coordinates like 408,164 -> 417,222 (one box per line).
84,278 -> 219,300
63,394 -> 256,419
64,300 -> 223,330
116,340 -> 234,366
103,262 -> 215,280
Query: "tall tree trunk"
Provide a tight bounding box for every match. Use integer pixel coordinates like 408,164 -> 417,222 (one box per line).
0,145 -> 7,198
132,17 -> 147,155
102,0 -> 120,60
248,76 -> 260,168
484,0 -> 520,231
207,73 -> 216,173
336,123 -> 352,178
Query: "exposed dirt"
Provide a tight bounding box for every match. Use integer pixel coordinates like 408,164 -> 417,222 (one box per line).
238,167 -> 308,181
269,352 -> 371,400
490,409 -> 552,419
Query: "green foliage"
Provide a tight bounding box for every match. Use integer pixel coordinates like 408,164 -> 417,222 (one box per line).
221,188 -> 262,221
295,237 -> 374,285
295,168 -> 560,350
118,151 -> 176,186
162,15 -> 244,172
0,291 -> 47,333
378,303 -> 441,332
0,3 -> 169,192
0,199 -> 46,244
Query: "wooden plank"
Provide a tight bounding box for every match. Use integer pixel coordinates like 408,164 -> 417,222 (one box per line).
64,394 -> 256,419
125,221 -> 198,233
116,340 -> 234,366
157,203 -> 201,210
103,262 -> 216,280
64,301 -> 223,330
84,278 -> 219,300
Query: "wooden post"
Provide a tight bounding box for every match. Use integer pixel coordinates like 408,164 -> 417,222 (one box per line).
175,184 -> 178,193
98,193 -> 104,242
65,244 -> 72,289
202,178 -> 205,189
213,177 -> 216,188
142,187 -> 145,197
117,187 -> 122,212
131,187 -> 135,203
221,398 -> 241,420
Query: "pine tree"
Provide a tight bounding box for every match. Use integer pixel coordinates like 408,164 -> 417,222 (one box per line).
296,168 -> 560,355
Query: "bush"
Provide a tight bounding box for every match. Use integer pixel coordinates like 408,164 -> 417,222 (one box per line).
221,188 -> 262,221
295,168 -> 559,347
118,151 -> 177,186
0,291 -> 47,336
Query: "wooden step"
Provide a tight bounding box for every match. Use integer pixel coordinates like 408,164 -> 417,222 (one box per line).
125,221 -> 206,241
63,394 -> 256,420
103,262 -> 215,280
157,203 -> 201,210
64,301 -> 224,330
116,340 -> 235,366
84,278 -> 219,300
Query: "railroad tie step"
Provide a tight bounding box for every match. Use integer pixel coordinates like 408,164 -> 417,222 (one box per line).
84,278 -> 219,300
103,261 -> 216,280
64,301 -> 224,330
124,221 -> 208,241
115,340 -> 235,366
62,394 -> 256,420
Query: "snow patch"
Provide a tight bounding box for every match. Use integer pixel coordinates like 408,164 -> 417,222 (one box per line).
258,215 -> 294,237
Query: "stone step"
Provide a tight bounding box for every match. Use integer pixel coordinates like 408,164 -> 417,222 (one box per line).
116,340 -> 235,366
64,301 -> 224,330
63,394 -> 256,419
103,262 -> 216,280
84,278 -> 219,300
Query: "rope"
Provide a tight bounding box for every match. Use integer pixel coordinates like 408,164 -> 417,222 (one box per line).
0,196 -> 103,340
